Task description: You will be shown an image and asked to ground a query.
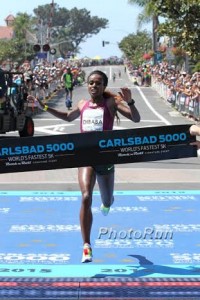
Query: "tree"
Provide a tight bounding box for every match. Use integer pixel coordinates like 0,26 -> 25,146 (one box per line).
0,13 -> 36,65
154,0 -> 200,59
33,3 -> 108,57
12,13 -> 36,63
0,39 -> 21,66
13,13 -> 33,40
119,30 -> 152,66
128,0 -> 159,64
0,4 -> 108,63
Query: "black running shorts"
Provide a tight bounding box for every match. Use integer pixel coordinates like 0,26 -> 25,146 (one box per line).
93,164 -> 115,176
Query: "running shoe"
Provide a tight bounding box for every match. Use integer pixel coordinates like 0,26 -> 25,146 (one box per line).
81,243 -> 92,263
100,197 -> 114,216
100,204 -> 111,216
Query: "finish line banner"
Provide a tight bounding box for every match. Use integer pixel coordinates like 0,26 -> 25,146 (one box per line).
0,124 -> 197,174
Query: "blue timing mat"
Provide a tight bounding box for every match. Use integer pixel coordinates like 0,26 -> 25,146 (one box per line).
0,190 -> 200,279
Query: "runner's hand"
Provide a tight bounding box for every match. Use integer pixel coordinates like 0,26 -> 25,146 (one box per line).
118,87 -> 132,103
27,95 -> 44,110
190,125 -> 200,136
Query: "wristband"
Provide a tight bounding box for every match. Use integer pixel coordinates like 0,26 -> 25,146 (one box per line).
43,105 -> 48,111
128,99 -> 135,106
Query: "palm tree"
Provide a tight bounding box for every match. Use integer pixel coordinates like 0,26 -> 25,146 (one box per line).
128,0 -> 159,63
13,13 -> 36,60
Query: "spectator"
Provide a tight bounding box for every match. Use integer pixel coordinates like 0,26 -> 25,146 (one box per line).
62,67 -> 74,110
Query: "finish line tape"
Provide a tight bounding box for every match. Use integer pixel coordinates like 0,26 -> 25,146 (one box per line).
0,124 -> 197,173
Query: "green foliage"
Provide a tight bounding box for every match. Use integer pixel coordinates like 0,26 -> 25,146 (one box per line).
193,61 -> 200,72
33,3 -> 108,57
119,30 -> 152,66
127,0 -> 199,62
0,39 -> 20,63
13,12 -> 33,40
11,13 -> 36,64
154,0 -> 200,59
0,13 -> 37,64
128,0 -> 158,28
0,3 -> 108,63
128,0 -> 150,7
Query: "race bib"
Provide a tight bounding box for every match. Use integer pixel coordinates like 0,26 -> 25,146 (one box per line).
82,107 -> 104,131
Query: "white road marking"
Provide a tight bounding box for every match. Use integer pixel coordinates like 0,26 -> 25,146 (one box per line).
35,118 -> 162,123
136,86 -> 171,125
35,124 -> 127,134
35,124 -> 75,134
34,117 -> 164,134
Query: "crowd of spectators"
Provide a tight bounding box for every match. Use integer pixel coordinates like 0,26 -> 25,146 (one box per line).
128,61 -> 200,121
151,62 -> 200,121
16,59 -> 85,99
2,57 -> 199,121
0,58 -> 86,115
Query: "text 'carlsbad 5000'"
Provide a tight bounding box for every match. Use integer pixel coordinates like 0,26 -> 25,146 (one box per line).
99,133 -> 187,148
0,143 -> 75,156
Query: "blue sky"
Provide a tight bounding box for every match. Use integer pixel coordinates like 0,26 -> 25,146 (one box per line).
0,0 -> 151,59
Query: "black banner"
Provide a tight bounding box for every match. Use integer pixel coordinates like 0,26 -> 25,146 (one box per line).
0,124 -> 197,174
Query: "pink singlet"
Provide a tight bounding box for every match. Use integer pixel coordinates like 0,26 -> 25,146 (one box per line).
80,99 -> 114,133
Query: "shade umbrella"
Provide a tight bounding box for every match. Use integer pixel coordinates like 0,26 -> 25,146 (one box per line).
93,55 -> 101,60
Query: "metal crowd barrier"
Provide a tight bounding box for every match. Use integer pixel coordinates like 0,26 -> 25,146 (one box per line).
151,77 -> 200,121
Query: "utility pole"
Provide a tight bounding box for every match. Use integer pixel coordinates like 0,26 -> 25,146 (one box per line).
47,0 -> 54,43
47,0 -> 54,62
152,15 -> 159,65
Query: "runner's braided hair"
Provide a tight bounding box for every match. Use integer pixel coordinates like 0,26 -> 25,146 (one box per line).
87,70 -> 120,123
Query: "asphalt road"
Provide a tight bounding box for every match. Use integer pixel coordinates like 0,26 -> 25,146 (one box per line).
0,65 -> 199,191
